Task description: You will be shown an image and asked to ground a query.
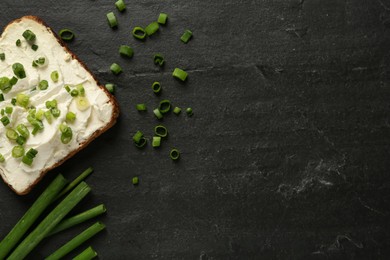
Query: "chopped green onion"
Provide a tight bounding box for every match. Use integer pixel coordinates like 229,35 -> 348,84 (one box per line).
26,148 -> 38,158
135,137 -> 147,148
186,107 -> 193,116
31,44 -> 38,51
36,109 -> 44,120
12,145 -> 24,158
60,125 -> 73,144
17,124 -> 30,138
0,53 -> 5,61
173,107 -> 181,115
132,27 -> 146,40
16,93 -> 30,108
115,0 -> 126,12
16,135 -> 26,146
106,12 -> 118,28
5,106 -> 12,114
119,45 -> 134,58
158,99 -> 171,114
10,76 -> 18,86
133,131 -> 143,144
46,99 -> 57,109
64,85 -> 71,92
152,81 -> 162,94
153,108 -> 163,119
11,98 -> 16,106
22,155 -> 33,165
105,83 -> 115,93
51,70 -> 59,82
1,116 -> 10,126
158,13 -> 168,25
70,89 -> 79,97
173,68 -> 188,81
73,247 -> 97,260
23,148 -> 38,164
32,61 -> 38,68
154,125 -> 168,137
152,136 -> 161,148
136,104 -> 147,111
6,129 -> 18,140
153,54 -> 164,66
180,29 -> 193,43
170,148 -> 180,160
51,108 -> 61,118
66,112 -> 76,123
76,84 -> 85,96
0,154 -> 5,162
44,110 -> 53,124
132,176 -> 139,185
145,22 -> 159,36
75,96 -> 90,111
23,29 -> 36,42
0,94 -> 4,102
16,39 -> 21,46
38,80 -> 48,90
12,63 -> 26,79
110,63 -> 122,75
59,29 -> 75,42
0,77 -> 12,93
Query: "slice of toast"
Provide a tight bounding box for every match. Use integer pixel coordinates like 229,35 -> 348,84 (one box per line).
0,16 -> 119,195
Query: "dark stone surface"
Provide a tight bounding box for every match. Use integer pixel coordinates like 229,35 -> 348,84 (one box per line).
0,0 -> 390,259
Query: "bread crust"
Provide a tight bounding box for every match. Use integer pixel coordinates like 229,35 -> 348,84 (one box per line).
0,16 -> 120,195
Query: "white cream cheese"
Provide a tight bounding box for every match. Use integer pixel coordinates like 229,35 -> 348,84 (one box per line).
0,18 -> 114,193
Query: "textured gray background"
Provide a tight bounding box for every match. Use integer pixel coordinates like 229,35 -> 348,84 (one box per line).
1,0 -> 390,259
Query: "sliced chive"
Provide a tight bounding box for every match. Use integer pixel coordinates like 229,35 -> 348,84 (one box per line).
60,125 -> 73,144
38,80 -> 48,90
0,77 -> 12,93
64,85 -> 71,92
135,137 -> 147,148
173,68 -> 188,81
44,110 -> 53,124
51,70 -> 59,82
154,125 -> 168,138
153,108 -> 163,119
152,136 -> 161,148
66,112 -> 76,123
132,177 -> 139,185
76,84 -> 85,96
16,93 -> 29,108
186,107 -> 193,116
0,94 -> 4,102
70,89 -> 79,97
17,124 -> 30,138
31,44 -> 38,51
22,155 -> 33,165
136,104 -> 146,111
23,30 -> 36,42
170,148 -> 180,160
59,29 -> 75,42
12,63 -> 26,79
153,54 -> 164,67
5,106 -> 13,114
11,98 -> 16,106
75,96 -> 90,111
105,83 -> 115,93
115,0 -> 126,12
36,109 -> 45,120
51,108 -> 61,118
1,116 -> 9,126
0,53 -> 5,61
132,27 -> 146,40
173,107 -> 181,115
152,82 -> 161,94
16,135 -> 26,146
158,99 -> 171,114
12,145 -> 24,158
110,63 -> 122,75
10,76 -> 18,86
145,22 -> 159,36
133,131 -> 143,144
6,129 -> 18,140
158,13 -> 168,25
16,39 -> 21,46
45,99 -> 57,109
106,12 -> 118,28
180,29 -> 193,43
119,45 -> 133,58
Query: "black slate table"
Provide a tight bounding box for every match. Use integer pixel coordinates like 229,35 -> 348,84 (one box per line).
1,0 -> 390,259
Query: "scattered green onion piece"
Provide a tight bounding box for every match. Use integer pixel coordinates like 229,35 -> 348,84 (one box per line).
0,77 -> 12,93
38,80 -> 49,90
47,203 -> 105,237
17,124 -> 30,138
36,57 -> 46,65
16,39 -> 21,46
73,246 -> 97,260
132,27 -> 146,40
75,96 -> 90,111
1,116 -> 10,126
106,12 -> 118,28
46,99 -> 57,109
11,98 -> 16,106
22,149 -> 38,165
153,54 -> 164,66
12,63 -> 26,79
151,82 -> 161,94
12,145 -> 24,158
36,109 -> 44,120
5,106 -> 13,114
0,154 -> 5,163
76,84 -> 85,96
64,85 -> 71,92
136,104 -> 146,111
66,112 -> 76,123
173,107 -> 181,115
7,182 -> 91,260
16,93 -> 30,108
0,175 -> 68,259
10,76 -> 18,86
54,167 -> 93,201
152,136 -> 161,148
145,22 -> 159,36
158,99 -> 171,114
132,176 -> 139,185
158,13 -> 168,25
115,0 -> 126,11
44,111 -> 53,124
6,129 -> 18,140
32,61 -> 38,68
173,68 -> 188,81
61,126 -> 73,144
51,108 -> 61,118
110,63 -> 122,75
153,108 -> 163,119
105,83 -> 115,93
59,29 -> 75,42
0,53 -> 5,61
170,148 -> 180,160
31,44 -> 38,51
133,131 -> 143,144
22,155 -> 33,165
70,89 -> 79,97
180,29 -> 193,43
26,148 -> 38,158
154,125 -> 168,137
134,137 -> 147,148
51,70 -> 59,82
0,94 -> 4,102
16,135 -> 26,146
186,107 -> 193,116
119,45 -> 134,58
23,29 -> 36,42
